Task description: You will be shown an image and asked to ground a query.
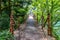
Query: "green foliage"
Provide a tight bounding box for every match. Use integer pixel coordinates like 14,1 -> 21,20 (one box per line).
14,8 -> 27,17
0,30 -> 14,40
1,0 -> 31,29
0,0 -> 32,40
0,13 -> 9,30
0,0 -> 60,40
14,17 -> 24,29
53,27 -> 60,40
30,0 -> 60,40
17,17 -> 24,23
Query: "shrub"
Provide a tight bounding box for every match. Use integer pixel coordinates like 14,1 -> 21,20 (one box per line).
0,30 -> 14,40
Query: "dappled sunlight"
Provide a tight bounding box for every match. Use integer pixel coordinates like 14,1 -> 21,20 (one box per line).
28,16 -> 34,19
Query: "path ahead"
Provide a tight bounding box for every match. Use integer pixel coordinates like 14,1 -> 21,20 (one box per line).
14,15 -> 55,40
20,17 -> 47,40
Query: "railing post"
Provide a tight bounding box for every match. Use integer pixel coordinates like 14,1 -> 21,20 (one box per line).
47,13 -> 52,36
10,0 -> 15,34
10,10 -> 14,34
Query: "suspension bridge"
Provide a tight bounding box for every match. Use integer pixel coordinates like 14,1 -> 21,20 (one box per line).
14,13 -> 55,40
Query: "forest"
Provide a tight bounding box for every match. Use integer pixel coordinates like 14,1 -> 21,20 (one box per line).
0,0 -> 60,40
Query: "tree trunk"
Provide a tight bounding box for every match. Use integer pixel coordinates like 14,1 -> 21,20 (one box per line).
8,0 -> 14,34
10,10 -> 14,34
47,13 -> 52,36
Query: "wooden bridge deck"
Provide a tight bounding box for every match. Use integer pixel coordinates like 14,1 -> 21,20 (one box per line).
14,15 -> 55,40
14,24 -> 55,40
